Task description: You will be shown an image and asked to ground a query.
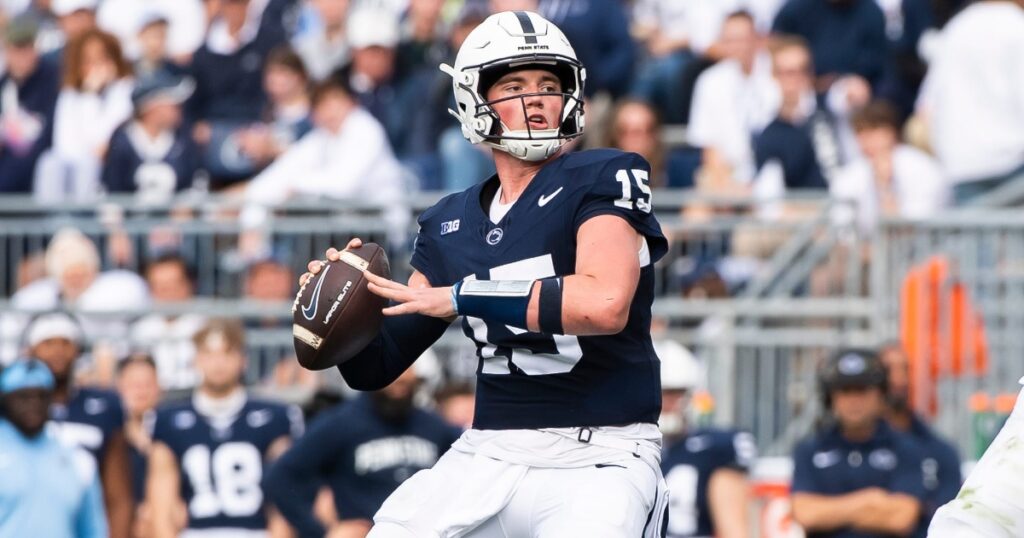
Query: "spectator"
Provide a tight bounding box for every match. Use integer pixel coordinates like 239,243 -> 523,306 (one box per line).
772,0 -> 888,91
831,101 -> 947,234
26,312 -> 134,538
432,5 -> 494,191
0,12 -> 61,194
46,0 -> 99,62
146,319 -> 302,537
397,0 -> 448,75
101,71 -> 199,200
879,342 -> 962,537
130,252 -> 205,390
0,358 -> 108,538
244,254 -> 295,329
131,13 -> 184,79
264,365 -> 462,538
40,28 -> 133,202
688,10 -> 778,191
657,338 -> 756,538
186,0 -> 288,188
292,0 -> 350,81
115,353 -> 162,537
874,0 -> 934,119
236,46 -> 314,170
242,77 -> 409,244
791,348 -> 927,537
344,6 -> 429,161
753,37 -> 846,194
606,98 -> 696,189
434,381 -> 475,430
530,0 -> 635,99
917,0 -> 1024,205
97,0 -> 205,63
10,228 -> 149,347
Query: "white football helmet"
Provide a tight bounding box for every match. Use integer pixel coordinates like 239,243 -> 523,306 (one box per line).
440,11 -> 586,162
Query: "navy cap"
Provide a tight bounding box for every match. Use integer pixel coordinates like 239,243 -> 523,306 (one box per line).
821,348 -> 888,391
132,71 -> 195,111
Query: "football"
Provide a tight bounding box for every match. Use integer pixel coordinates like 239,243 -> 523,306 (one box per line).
292,243 -> 390,370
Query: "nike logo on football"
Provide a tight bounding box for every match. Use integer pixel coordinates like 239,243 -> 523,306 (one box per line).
538,187 -> 564,207
301,265 -> 330,321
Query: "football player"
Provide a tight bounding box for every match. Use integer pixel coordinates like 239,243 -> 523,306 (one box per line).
26,312 -> 134,538
264,365 -> 461,538
656,340 -> 756,538
928,375 -> 1024,537
146,319 -> 302,537
301,10 -> 670,537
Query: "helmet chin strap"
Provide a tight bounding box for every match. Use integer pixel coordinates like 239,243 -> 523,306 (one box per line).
488,127 -> 564,162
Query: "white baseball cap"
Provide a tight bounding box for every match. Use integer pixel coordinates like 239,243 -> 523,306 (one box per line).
26,312 -> 83,348
52,0 -> 99,17
347,8 -> 400,49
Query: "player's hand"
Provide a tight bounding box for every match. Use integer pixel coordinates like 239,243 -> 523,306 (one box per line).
363,270 -> 456,318
298,238 -> 363,287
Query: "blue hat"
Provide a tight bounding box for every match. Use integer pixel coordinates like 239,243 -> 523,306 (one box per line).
131,71 -> 195,111
0,359 -> 55,394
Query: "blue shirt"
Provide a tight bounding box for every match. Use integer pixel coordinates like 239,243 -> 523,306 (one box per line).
50,387 -> 125,466
772,0 -> 888,87
151,397 -> 301,531
791,420 -> 928,538
264,395 -> 462,537
662,429 -> 757,538
411,149 -> 668,430
0,419 -> 107,538
904,414 -> 961,537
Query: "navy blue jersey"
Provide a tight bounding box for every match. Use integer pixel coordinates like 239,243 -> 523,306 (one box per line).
906,415 -> 962,538
264,395 -> 462,535
791,420 -> 928,538
151,396 -> 301,531
49,387 -> 125,466
661,429 -> 756,538
411,149 -> 668,430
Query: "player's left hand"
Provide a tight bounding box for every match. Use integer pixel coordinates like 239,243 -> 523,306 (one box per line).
363,271 -> 456,318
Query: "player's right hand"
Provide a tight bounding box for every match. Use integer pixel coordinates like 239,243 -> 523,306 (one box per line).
298,238 -> 362,286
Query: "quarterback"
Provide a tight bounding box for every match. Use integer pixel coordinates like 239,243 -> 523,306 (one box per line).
928,376 -> 1024,537
303,10 -> 669,537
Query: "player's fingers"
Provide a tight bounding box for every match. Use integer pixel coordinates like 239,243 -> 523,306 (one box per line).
345,238 -> 363,250
325,247 -> 340,261
382,303 -> 416,316
307,260 -> 323,274
363,270 -> 403,290
366,281 -> 409,302
298,272 -> 310,286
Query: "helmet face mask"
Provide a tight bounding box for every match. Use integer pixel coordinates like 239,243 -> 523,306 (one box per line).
441,11 -> 586,162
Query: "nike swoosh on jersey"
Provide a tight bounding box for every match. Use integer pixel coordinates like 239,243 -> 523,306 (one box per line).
301,265 -> 330,321
538,187 -> 564,207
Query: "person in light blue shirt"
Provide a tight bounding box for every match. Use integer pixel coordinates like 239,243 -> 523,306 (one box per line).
0,359 -> 107,538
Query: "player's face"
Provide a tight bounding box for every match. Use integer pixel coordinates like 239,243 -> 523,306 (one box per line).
485,69 -> 564,134
32,337 -> 80,382
117,363 -> 161,417
195,342 -> 245,395
831,385 -> 884,430
2,388 -> 51,437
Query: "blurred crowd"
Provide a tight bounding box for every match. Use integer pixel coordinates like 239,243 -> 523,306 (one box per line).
0,0 -> 1020,214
